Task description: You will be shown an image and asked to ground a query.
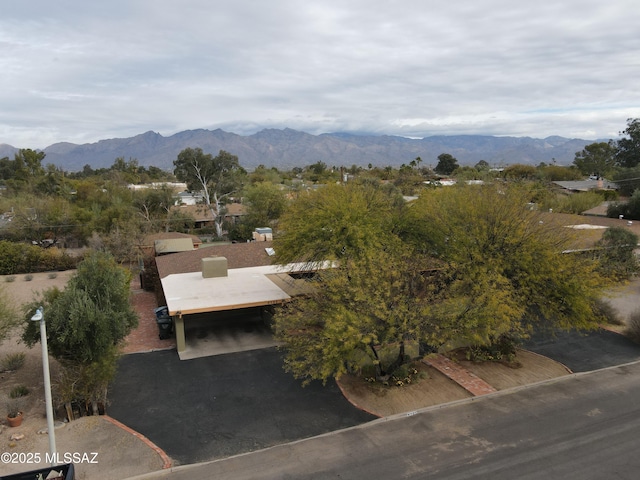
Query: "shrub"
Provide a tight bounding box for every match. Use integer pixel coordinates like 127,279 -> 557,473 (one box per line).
0,352 -> 26,372
555,191 -> 605,214
24,274 -> 33,281
0,241 -> 78,275
592,298 -> 623,326
608,189 -> 640,221
595,227 -> 639,280
466,335 -> 519,365
6,398 -> 23,418
9,385 -> 30,398
48,272 -> 58,279
624,309 -> 640,344
4,275 -> 16,283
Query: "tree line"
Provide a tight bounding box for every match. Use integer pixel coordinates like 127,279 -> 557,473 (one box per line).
1,117 -> 639,415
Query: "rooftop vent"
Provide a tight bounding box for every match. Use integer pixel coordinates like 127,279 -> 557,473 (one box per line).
202,256 -> 228,278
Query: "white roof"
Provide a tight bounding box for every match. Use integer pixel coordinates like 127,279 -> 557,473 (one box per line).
161,262 -> 331,316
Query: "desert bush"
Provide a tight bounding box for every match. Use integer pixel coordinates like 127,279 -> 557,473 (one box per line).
4,275 -> 16,283
9,385 -> 30,398
608,189 -> 640,221
0,241 -> 77,275
595,227 -> 639,280
6,398 -> 23,418
24,274 -> 33,281
592,298 -> 623,325
555,191 -> 605,214
0,352 -> 26,372
465,335 -> 518,364
624,309 -> 640,343
48,272 -> 58,279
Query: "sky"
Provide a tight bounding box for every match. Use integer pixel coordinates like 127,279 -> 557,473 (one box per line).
2,1 -> 640,148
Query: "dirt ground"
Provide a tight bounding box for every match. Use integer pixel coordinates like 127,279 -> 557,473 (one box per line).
0,272 -> 166,479
337,350 -> 572,417
1,271 -> 638,478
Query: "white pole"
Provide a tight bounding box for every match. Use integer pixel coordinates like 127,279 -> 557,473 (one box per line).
34,307 -> 57,466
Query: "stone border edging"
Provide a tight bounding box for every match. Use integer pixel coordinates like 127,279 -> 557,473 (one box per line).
103,415 -> 172,469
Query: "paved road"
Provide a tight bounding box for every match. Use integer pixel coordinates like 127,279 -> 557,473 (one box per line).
108,348 -> 375,465
132,361 -> 640,480
524,328 -> 640,372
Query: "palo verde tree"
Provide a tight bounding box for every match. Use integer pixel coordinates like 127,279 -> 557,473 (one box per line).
22,251 -> 138,416
273,181 -> 435,384
274,244 -> 438,385
401,184 -> 605,347
273,181 -> 403,266
173,148 -> 246,237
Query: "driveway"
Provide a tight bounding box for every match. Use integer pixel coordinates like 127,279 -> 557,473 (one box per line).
525,328 -> 640,372
107,347 -> 375,465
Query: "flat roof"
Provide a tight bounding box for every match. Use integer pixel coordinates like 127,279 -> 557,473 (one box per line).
161,263 -> 328,316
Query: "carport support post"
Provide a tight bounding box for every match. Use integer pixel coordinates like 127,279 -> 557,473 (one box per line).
175,314 -> 185,354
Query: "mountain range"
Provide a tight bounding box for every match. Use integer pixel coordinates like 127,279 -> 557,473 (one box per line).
0,128 -> 597,172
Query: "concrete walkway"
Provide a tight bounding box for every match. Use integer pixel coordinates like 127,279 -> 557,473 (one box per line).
422,354 -> 498,396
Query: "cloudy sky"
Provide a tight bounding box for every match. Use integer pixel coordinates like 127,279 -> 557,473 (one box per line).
2,1 -> 639,148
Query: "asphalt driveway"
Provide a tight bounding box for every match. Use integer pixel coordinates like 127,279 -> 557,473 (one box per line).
525,328 -> 640,372
108,328 -> 640,467
108,347 -> 375,465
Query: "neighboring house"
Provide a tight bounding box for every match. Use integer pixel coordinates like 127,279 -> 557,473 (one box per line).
128,182 -> 187,192
170,203 -> 247,230
553,179 -> 618,192
139,232 -> 202,257
155,241 -> 318,359
175,191 -> 205,206
225,202 -> 247,225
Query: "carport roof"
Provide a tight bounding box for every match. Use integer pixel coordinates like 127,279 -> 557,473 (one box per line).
162,263 -> 323,316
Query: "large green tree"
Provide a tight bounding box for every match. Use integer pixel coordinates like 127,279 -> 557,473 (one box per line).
273,182 -> 403,266
274,246 -> 437,384
273,182 -> 428,384
173,148 -> 246,237
434,153 -> 459,176
573,142 -> 617,177
401,185 -> 605,342
243,181 -> 287,229
274,183 -> 606,385
615,118 -> 640,168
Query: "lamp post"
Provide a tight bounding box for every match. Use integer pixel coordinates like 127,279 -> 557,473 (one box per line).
30,306 -> 57,465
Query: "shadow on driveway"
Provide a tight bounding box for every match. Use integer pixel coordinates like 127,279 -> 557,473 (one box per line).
108,347 -> 375,465
525,328 -> 640,372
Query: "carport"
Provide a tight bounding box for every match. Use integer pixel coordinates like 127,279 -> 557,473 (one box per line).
160,259 -> 314,359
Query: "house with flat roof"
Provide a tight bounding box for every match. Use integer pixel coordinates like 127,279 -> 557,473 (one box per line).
155,241 -> 319,359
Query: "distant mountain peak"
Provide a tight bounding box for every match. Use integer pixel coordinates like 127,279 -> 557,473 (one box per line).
0,128 -> 598,172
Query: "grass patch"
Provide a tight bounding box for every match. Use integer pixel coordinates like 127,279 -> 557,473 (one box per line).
9,385 -> 30,398
0,352 -> 26,372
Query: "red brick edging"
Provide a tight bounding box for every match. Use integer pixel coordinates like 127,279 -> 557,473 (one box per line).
335,377 -> 383,418
422,354 -> 498,396
103,415 -> 172,469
